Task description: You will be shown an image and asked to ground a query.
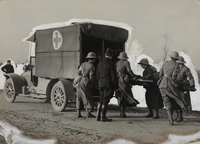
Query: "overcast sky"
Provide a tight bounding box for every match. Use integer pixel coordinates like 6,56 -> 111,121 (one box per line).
0,0 -> 200,69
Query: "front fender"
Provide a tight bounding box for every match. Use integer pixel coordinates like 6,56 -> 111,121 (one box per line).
60,79 -> 75,100
4,73 -> 28,94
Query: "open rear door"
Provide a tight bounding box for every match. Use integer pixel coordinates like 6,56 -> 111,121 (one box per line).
79,23 -> 128,64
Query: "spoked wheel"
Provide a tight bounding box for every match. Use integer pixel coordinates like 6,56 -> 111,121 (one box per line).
4,78 -> 16,103
51,81 -> 68,112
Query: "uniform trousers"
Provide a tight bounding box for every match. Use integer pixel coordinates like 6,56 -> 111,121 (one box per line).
99,87 -> 114,105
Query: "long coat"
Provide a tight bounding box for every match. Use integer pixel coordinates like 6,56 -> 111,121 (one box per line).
172,64 -> 195,112
115,59 -> 139,107
142,65 -> 163,109
157,60 -> 187,112
75,61 -> 95,110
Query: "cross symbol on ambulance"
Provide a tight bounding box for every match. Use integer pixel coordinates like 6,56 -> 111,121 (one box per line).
52,30 -> 63,50
54,32 -> 61,48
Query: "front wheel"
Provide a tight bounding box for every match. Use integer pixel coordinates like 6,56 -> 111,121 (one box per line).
51,81 -> 68,112
4,78 -> 16,103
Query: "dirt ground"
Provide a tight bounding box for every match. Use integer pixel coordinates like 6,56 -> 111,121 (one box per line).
0,89 -> 200,144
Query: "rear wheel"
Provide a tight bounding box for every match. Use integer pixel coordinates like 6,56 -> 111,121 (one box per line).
51,81 -> 68,112
4,78 -> 16,103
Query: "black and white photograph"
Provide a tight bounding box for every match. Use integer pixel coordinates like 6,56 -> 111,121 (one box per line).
0,0 -> 200,144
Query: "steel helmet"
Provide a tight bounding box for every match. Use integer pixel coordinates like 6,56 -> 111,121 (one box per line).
85,52 -> 97,59
118,52 -> 129,60
176,56 -> 186,64
170,51 -> 179,59
138,58 -> 149,65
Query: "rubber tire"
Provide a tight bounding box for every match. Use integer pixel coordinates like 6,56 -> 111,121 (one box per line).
51,81 -> 68,112
4,78 -> 16,103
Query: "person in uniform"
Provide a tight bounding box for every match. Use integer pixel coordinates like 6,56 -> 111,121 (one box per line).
138,58 -> 163,119
1,60 -> 14,73
76,52 -> 97,118
172,56 -> 196,122
96,48 -> 118,122
115,52 -> 140,118
157,51 -> 188,125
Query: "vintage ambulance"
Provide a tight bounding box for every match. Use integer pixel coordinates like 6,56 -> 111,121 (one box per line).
3,21 -> 128,111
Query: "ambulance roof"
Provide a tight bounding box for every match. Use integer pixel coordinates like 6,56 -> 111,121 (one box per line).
23,18 -> 134,43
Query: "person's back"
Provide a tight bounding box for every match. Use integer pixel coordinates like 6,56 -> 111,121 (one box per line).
97,58 -> 117,89
158,59 -> 177,89
81,62 -> 95,78
116,59 -> 136,79
96,48 -> 117,122
116,60 -> 129,74
157,51 -> 188,125
115,52 -> 140,118
160,60 -> 176,76
76,52 -> 97,118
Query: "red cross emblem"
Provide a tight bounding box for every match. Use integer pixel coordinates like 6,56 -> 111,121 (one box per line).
52,30 -> 63,50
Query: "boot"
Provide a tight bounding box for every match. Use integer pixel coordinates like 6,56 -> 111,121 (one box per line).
175,110 -> 183,122
101,104 -> 112,122
173,110 -> 179,121
96,103 -> 102,121
77,109 -> 82,118
153,109 -> 159,119
188,106 -> 192,114
86,109 -> 95,118
167,109 -> 173,125
146,108 -> 153,118
120,105 -> 127,118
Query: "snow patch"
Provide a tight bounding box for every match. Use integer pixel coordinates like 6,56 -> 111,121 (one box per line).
0,121 -> 57,144
162,131 -> 200,144
108,131 -> 200,144
1,120 -> 200,144
108,139 -> 135,144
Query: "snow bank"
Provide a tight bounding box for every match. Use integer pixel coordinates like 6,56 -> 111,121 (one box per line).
0,121 -> 57,144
